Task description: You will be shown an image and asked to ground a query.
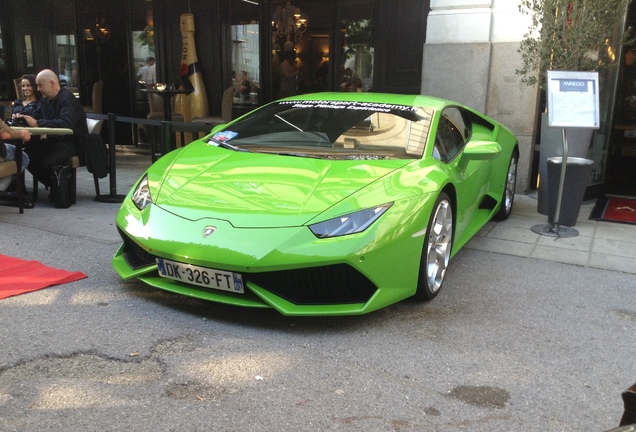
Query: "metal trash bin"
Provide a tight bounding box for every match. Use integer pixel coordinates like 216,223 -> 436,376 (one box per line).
547,156 -> 594,227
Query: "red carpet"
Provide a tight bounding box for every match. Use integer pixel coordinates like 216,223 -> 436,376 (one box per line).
0,254 -> 87,300
589,197 -> 636,225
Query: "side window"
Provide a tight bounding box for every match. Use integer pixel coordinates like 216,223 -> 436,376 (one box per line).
433,107 -> 471,162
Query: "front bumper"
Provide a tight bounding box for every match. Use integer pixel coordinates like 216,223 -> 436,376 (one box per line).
113,200 -> 428,316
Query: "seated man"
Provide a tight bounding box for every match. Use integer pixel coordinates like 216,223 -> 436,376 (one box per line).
0,122 -> 31,193
236,70 -> 251,96
16,69 -> 87,191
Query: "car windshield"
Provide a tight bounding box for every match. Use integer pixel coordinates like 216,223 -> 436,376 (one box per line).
209,100 -> 434,160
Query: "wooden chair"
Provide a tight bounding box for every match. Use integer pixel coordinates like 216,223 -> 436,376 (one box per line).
146,93 -> 184,122
13,77 -> 22,99
191,86 -> 234,125
0,141 -> 27,213
82,80 -> 104,114
146,93 -> 184,158
32,118 -> 105,204
2,103 -> 13,121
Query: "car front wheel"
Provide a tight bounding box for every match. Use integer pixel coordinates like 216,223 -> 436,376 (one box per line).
414,192 -> 453,301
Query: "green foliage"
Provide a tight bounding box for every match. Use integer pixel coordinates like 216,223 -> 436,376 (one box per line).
344,19 -> 372,47
136,25 -> 155,48
516,0 -> 633,88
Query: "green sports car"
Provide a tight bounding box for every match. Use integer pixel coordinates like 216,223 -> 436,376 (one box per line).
113,92 -> 519,316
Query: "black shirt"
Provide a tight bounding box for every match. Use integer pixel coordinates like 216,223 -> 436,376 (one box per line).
33,87 -> 88,144
12,98 -> 40,117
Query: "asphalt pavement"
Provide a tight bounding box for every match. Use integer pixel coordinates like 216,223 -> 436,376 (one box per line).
0,147 -> 635,431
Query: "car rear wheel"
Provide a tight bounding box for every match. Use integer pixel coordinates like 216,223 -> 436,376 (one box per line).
414,192 -> 453,301
492,151 -> 518,221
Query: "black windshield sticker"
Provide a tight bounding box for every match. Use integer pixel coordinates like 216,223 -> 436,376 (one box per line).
278,100 -> 417,113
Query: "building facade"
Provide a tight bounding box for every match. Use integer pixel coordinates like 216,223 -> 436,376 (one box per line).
0,0 -> 427,117
423,0 -> 636,197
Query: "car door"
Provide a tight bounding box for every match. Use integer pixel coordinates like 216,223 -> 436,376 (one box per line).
433,106 -> 494,236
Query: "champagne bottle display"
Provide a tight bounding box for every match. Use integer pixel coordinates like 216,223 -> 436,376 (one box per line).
174,13 -> 209,123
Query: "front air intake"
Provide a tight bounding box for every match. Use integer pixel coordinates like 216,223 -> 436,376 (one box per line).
247,264 -> 377,305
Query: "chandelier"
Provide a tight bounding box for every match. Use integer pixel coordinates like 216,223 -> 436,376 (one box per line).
84,18 -> 111,43
272,1 -> 307,48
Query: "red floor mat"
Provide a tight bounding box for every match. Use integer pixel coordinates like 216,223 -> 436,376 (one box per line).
0,254 -> 87,300
590,197 -> 636,225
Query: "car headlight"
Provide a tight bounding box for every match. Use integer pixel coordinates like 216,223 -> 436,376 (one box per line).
132,175 -> 152,211
309,203 -> 393,238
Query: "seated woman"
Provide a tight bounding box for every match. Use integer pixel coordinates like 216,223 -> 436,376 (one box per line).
11,74 -> 41,124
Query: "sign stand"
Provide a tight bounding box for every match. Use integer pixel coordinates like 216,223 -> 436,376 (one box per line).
531,128 -> 579,238
531,71 -> 599,238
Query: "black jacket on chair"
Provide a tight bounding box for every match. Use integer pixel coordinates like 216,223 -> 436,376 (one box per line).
81,133 -> 109,179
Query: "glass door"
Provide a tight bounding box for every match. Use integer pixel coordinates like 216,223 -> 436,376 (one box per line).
605,4 -> 636,196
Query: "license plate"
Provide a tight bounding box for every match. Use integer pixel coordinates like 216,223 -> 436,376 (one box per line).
156,258 -> 244,294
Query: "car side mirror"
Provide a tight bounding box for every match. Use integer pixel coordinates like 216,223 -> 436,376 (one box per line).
457,140 -> 501,171
463,140 -> 501,160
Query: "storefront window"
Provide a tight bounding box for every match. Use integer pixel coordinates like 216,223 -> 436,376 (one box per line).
269,0 -> 375,97
341,1 -> 374,92
129,0 -> 155,121
232,24 -> 260,101
232,0 -> 261,105
53,0 -> 79,94
131,0 -> 155,84
54,2 -> 77,84
56,34 -> 77,88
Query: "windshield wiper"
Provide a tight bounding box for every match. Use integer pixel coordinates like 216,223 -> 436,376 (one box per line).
207,137 -> 248,152
275,114 -> 303,132
276,152 -> 323,159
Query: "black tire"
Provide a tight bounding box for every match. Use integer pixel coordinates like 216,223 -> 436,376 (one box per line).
492,151 -> 518,221
414,192 -> 453,301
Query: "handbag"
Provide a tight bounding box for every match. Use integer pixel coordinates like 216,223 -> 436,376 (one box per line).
52,165 -> 73,209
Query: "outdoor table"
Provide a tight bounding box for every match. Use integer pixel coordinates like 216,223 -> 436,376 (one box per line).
12,127 -> 74,136
139,88 -> 193,122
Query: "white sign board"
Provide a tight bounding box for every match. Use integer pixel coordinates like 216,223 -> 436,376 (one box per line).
547,70 -> 600,129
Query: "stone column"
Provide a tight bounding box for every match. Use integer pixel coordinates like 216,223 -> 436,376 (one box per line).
421,0 -> 538,193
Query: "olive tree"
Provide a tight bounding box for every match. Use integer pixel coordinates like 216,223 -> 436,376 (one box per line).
516,0 -> 633,88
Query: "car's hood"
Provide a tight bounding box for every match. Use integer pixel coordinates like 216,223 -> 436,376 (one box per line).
155,144 -> 410,228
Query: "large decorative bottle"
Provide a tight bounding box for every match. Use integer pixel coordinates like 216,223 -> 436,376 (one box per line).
174,13 -> 209,122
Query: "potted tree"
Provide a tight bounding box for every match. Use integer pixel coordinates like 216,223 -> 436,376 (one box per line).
516,0 -> 633,218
